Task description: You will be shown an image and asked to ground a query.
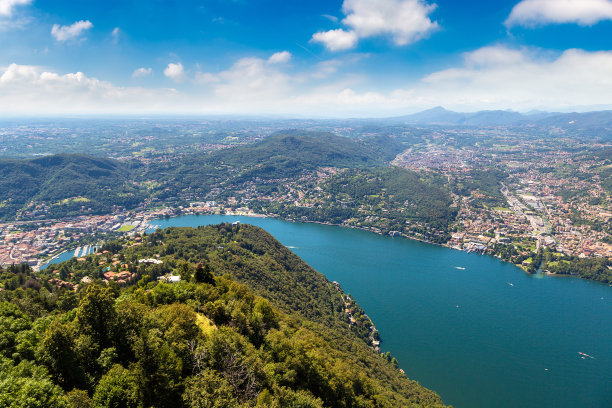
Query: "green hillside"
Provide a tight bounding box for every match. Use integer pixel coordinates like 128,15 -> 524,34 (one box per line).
208,131 -> 405,176
0,154 -> 144,220
0,224 -> 449,408
253,167 -> 456,243
148,131 -> 406,201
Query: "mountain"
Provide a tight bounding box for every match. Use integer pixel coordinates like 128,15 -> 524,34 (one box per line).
394,107 -> 466,125
208,130 -> 405,174
390,107 -> 612,130
532,110 -> 612,128
463,110 -> 525,126
0,224 -> 450,408
149,130 -> 407,201
393,107 -> 525,126
0,154 -> 144,220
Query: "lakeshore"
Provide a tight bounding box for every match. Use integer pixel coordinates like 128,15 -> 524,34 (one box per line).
21,206 -> 585,280
150,214 -> 612,408
8,212 -> 612,407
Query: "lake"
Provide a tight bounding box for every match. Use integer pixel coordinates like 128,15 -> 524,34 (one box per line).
152,214 -> 610,408
39,245 -> 97,271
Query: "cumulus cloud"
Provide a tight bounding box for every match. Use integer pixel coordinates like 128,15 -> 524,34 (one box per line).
343,0 -> 439,45
311,0 -> 438,51
506,0 -> 612,27
3,47 -> 612,116
268,51 -> 292,64
163,62 -> 185,82
0,0 -> 31,17
51,20 -> 93,42
194,46 -> 612,114
195,56 -> 292,107
132,67 -> 152,78
414,46 -> 612,111
311,29 -> 358,51
0,63 -> 180,114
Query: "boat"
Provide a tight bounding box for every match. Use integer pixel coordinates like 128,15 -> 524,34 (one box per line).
578,352 -> 595,359
455,266 -> 466,270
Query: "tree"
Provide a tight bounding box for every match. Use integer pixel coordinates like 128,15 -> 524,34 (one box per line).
194,263 -> 214,285
93,364 -> 142,408
182,370 -> 238,408
36,322 -> 84,390
57,289 -> 78,312
65,389 -> 94,408
179,262 -> 193,282
75,285 -> 117,349
0,357 -> 69,408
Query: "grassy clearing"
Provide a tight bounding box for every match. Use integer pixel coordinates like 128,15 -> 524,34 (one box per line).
493,207 -> 512,212
196,313 -> 216,335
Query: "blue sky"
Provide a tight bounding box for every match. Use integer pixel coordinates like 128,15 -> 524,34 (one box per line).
1,0 -> 612,116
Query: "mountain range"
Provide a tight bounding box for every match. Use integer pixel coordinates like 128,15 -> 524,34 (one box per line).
388,106 -> 612,128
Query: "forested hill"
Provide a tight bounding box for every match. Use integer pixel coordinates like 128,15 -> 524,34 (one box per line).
0,224 -> 450,408
0,132 -> 410,220
150,131 -> 406,189
0,154 -> 143,220
209,131 -> 406,171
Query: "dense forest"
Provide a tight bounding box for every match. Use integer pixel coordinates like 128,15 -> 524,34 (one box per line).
0,131 -> 413,222
0,154 -> 144,220
147,131 -> 407,200
452,169 -> 508,208
0,224 -> 449,408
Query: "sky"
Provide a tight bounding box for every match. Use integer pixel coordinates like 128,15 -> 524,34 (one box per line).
1,0 -> 612,117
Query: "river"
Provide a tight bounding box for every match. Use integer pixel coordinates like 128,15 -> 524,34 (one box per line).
132,215 -> 612,407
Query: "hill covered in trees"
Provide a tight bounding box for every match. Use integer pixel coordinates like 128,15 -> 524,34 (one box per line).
0,224 -> 449,408
252,167 -> 456,243
0,154 -> 143,220
148,131 -> 407,201
208,131 -> 405,175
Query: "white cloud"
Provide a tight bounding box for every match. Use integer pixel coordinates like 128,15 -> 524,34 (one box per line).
0,63 -> 180,114
51,20 -> 93,42
312,0 -> 438,51
164,62 -> 185,82
322,14 -> 339,23
414,46 -> 612,111
195,57 -> 292,107
132,67 -> 152,78
311,29 -> 358,51
193,46 -> 612,115
342,0 -> 439,45
0,0 -> 31,17
506,0 -> 612,27
111,27 -> 120,43
3,47 -> 612,116
268,51 -> 292,64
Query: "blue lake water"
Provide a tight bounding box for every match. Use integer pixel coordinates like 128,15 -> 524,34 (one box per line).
39,245 -> 96,270
152,215 -> 610,407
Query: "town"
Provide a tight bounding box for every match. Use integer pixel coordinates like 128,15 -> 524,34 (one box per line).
1,121 -> 611,281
